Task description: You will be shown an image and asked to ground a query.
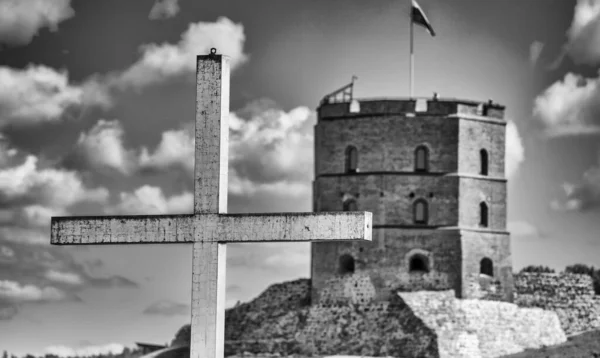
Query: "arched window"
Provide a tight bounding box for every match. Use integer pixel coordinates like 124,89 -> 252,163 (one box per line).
339,254 -> 355,274
345,146 -> 358,173
409,254 -> 429,273
413,199 -> 428,224
480,257 -> 493,277
479,202 -> 488,227
343,199 -> 357,212
480,149 -> 489,176
414,145 -> 429,172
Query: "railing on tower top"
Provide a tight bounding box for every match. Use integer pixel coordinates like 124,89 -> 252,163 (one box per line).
320,76 -> 358,105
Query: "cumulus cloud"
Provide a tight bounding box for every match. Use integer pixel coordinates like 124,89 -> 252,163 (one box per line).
45,343 -> 125,358
0,280 -> 76,302
0,155 -> 108,209
0,239 -> 138,320
111,17 -> 247,90
148,0 -> 180,20
0,65 -> 109,125
0,0 -> 74,46
533,72 -> 600,137
143,299 -> 189,316
65,120 -> 136,175
45,269 -> 83,285
228,100 -> 315,198
106,185 -> 192,215
0,17 -> 246,126
67,99 -> 314,203
550,164 -> 600,212
505,120 -> 524,178
138,127 -> 194,174
564,0 -> 600,66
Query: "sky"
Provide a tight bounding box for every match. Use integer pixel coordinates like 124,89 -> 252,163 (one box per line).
0,0 -> 599,355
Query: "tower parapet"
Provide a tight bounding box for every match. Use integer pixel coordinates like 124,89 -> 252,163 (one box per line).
318,97 -> 506,120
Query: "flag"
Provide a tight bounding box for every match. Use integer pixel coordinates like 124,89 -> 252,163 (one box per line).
411,0 -> 435,37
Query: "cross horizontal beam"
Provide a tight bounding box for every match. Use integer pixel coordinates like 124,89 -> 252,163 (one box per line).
51,212 -> 372,245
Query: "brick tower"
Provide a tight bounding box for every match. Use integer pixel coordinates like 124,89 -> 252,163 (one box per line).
310,94 -> 513,303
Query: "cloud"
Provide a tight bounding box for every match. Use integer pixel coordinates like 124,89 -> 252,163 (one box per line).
505,120 -> 524,178
143,300 -> 189,316
65,120 -> 136,175
45,269 -> 83,285
68,99 -> 314,203
228,99 -> 315,198
0,279 -> 76,302
0,17 -> 246,125
148,0 -> 180,20
0,238 -> 138,320
0,155 -> 108,210
550,165 -> 600,212
0,65 -> 109,125
0,0 -> 74,46
533,72 -> 600,137
138,127 -> 194,174
106,185 -> 193,215
529,41 -> 545,67
45,343 -> 125,358
111,17 -> 247,90
564,0 -> 600,66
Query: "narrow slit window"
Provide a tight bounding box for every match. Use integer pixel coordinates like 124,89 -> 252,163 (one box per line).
479,202 -> 488,227
480,149 -> 489,176
345,146 -> 358,173
415,146 -> 429,172
413,199 -> 428,224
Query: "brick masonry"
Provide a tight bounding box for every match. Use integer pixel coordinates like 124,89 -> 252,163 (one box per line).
312,98 -> 512,303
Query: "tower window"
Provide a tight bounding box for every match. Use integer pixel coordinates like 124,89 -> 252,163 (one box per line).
480,257 -> 494,277
343,199 -> 357,211
479,202 -> 488,227
409,254 -> 429,273
339,254 -> 355,274
480,149 -> 489,176
345,146 -> 358,173
413,199 -> 429,224
415,145 -> 429,172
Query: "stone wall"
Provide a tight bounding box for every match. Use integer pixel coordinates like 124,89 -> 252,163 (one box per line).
514,272 -> 600,335
310,229 -> 463,304
225,278 -> 566,358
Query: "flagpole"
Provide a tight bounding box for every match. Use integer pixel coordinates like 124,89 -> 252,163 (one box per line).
409,2 -> 414,99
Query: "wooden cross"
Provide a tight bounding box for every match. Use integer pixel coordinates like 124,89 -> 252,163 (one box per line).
50,49 -> 372,358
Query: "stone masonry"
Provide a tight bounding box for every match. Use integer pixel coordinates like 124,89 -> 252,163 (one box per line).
224,278 -> 567,358
514,272 -> 600,335
311,98 -> 513,304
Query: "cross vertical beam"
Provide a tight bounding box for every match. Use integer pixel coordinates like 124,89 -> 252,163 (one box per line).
191,50 -> 230,358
